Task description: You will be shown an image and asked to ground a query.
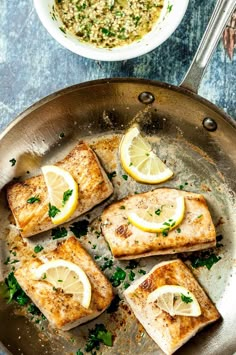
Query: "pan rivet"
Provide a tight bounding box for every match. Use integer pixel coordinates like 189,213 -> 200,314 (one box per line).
138,92 -> 155,104
202,117 -> 217,132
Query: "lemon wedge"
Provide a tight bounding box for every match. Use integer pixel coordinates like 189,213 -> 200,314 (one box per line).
33,259 -> 91,308
147,285 -> 201,317
127,196 -> 185,233
119,125 -> 173,184
42,165 -> 78,224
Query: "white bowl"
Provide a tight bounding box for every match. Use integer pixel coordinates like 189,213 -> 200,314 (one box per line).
34,0 -> 189,61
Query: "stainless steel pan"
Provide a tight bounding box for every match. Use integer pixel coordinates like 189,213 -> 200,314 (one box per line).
0,0 -> 236,354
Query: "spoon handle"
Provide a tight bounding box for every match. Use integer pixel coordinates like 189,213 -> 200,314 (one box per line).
180,0 -> 236,93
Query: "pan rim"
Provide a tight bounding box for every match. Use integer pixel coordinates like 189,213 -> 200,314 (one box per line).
1,77 -> 235,141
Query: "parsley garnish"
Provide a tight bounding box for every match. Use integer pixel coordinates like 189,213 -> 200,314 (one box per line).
107,171 -> 117,180
4,272 -> 29,305
138,269 -> 146,275
51,226 -> 68,239
59,26 -> 66,33
48,203 -> 60,218
28,303 -> 41,315
34,245 -> 44,253
122,174 -> 128,181
9,158 -> 16,166
76,350 -> 83,355
119,205 -> 126,209
62,189 -> 73,206
110,267 -> 126,287
177,228 -> 181,233
197,214 -> 203,219
129,270 -> 135,281
27,196 -> 41,204
190,252 -> 221,270
101,259 -> 113,271
123,282 -> 130,289
125,260 -> 139,269
70,220 -> 89,238
85,324 -> 113,352
181,294 -> 193,303
155,208 -> 161,216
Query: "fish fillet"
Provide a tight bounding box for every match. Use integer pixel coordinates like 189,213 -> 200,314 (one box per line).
101,188 -> 216,259
124,259 -> 220,355
7,142 -> 113,238
15,237 -> 113,330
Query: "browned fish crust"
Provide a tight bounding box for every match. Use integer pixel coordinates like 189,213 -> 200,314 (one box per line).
124,259 -> 221,354
7,142 -> 113,238
15,237 -> 113,330
101,188 -> 216,259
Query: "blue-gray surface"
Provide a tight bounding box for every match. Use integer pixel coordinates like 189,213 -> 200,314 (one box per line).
0,0 -> 235,133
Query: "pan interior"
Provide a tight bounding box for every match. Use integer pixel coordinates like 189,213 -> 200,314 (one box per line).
0,80 -> 235,355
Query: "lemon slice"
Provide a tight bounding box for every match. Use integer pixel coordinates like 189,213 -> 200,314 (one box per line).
42,165 -> 79,224
33,259 -> 91,308
147,285 -> 201,317
127,196 -> 185,233
119,125 -> 173,184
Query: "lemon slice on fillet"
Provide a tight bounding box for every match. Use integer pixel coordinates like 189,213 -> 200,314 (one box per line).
33,259 -> 92,308
42,165 -> 79,224
119,125 -> 173,184
147,285 -> 201,317
127,196 -> 185,233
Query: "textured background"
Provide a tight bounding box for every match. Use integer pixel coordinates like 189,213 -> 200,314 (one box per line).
0,0 -> 235,132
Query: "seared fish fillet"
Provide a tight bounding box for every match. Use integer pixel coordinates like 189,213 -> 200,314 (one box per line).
101,188 -> 216,259
15,237 -> 113,330
7,142 -> 113,238
124,259 -> 220,355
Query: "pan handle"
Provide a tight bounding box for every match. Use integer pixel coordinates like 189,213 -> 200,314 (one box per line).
180,0 -> 236,93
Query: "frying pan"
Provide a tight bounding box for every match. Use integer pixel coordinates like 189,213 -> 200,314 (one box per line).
0,0 -> 236,354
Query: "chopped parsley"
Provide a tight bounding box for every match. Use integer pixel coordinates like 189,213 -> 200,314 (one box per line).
119,205 -> 126,210
85,324 -> 113,352
123,282 -> 130,289
101,258 -> 113,271
167,3 -> 173,12
107,171 -> 116,181
125,260 -> 139,269
197,214 -> 203,219
28,303 -> 41,315
177,228 -> 181,233
129,270 -> 135,281
4,272 -> 29,305
62,189 -> 73,206
34,245 -> 44,253
122,174 -> 128,181
9,158 -> 16,166
155,208 -> 161,216
51,226 -> 68,240
27,196 -> 41,204
138,269 -> 146,275
48,203 -> 60,218
59,132 -> 65,138
70,220 -> 89,238
190,252 -> 221,270
4,257 -> 10,265
76,350 -> 83,355
110,267 -> 126,287
59,26 -> 66,33
181,294 -> 193,303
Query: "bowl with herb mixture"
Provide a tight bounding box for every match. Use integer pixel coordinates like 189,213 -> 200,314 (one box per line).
34,0 -> 189,61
